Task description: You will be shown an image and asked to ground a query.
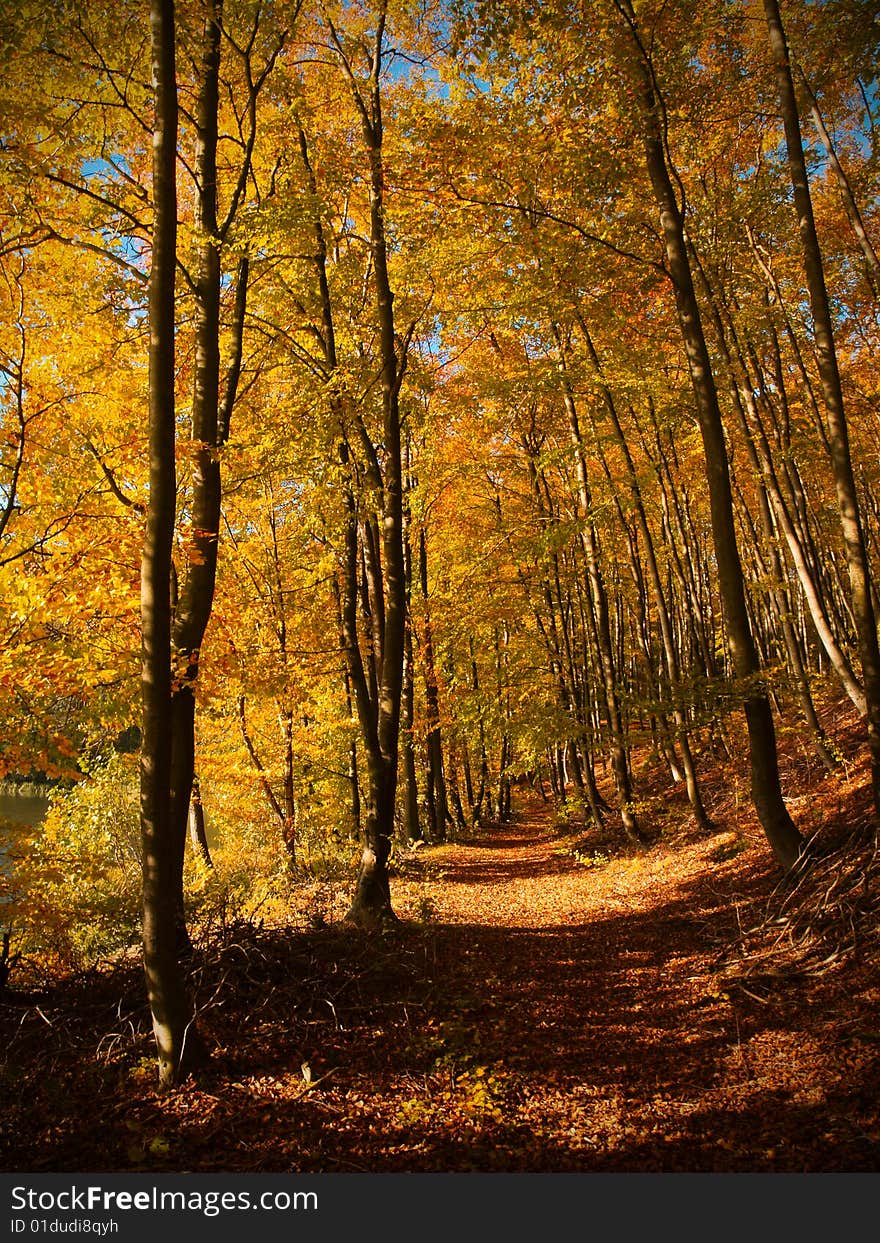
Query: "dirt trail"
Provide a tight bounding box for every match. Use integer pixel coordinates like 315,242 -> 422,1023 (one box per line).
381,804 -> 880,1171
412,807 -> 690,926
3,801 -> 879,1172
387,808 -> 747,1167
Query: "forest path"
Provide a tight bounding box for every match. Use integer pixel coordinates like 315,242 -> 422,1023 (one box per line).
4,798 -> 879,1172
378,801 -> 750,1167
408,800 -> 677,928
375,800 -> 878,1171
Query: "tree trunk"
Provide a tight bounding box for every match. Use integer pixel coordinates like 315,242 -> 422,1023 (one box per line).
794,62 -> 880,297
141,0 -> 194,1087
401,524 -> 422,842
622,7 -> 803,869
765,0 -> 880,819
167,0 -> 223,952
570,317 -> 712,830
557,361 -> 644,844
688,246 -> 839,769
188,776 -> 213,868
418,527 -> 449,841
336,7 -> 406,924
282,710 -> 297,864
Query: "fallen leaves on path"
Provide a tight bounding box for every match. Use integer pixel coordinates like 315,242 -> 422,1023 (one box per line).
2,773 -> 878,1172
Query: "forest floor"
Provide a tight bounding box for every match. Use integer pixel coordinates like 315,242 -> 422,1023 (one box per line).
2,706 -> 880,1172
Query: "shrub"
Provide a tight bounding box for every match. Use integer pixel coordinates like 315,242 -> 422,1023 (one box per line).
15,752 -> 142,973
9,749 -> 359,978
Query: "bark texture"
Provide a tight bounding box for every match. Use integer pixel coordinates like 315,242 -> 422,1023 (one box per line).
141,0 -> 194,1087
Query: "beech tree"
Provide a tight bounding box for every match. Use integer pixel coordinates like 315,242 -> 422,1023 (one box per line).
165,0 -> 289,946
763,0 -> 880,820
141,0 -> 193,1087
320,1 -> 410,924
611,0 -> 803,870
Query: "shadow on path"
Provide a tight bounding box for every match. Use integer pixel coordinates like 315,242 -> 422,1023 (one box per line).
2,806 -> 878,1172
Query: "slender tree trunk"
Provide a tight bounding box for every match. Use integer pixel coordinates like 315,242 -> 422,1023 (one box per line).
795,62 -> 880,296
188,776 -> 213,868
141,0 -> 194,1087
167,0 -> 223,952
765,0 -> 880,818
688,247 -> 840,768
401,529 -> 422,842
468,636 -> 489,824
569,318 -> 712,830
445,735 -> 468,830
331,579 -> 362,839
282,710 -> 297,864
722,287 -> 867,715
638,404 -> 716,680
418,527 -> 449,841
297,84 -> 404,910
237,695 -> 296,861
331,7 -> 406,922
462,741 -> 475,815
620,4 -> 803,868
557,363 -> 644,844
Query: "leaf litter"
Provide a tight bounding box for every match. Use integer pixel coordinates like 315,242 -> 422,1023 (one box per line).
1,716 -> 879,1172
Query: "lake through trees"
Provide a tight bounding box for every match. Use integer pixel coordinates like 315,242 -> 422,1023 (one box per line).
0,789 -> 49,914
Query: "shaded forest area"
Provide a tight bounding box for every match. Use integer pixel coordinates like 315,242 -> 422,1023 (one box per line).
3,704 -> 879,1171
1,0 -> 880,1169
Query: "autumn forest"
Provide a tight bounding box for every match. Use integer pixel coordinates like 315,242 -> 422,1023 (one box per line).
1,0 -> 880,1173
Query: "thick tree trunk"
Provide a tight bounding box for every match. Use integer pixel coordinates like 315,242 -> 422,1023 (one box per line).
352,768 -> 396,916
141,0 -> 194,1087
338,486 -> 395,923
